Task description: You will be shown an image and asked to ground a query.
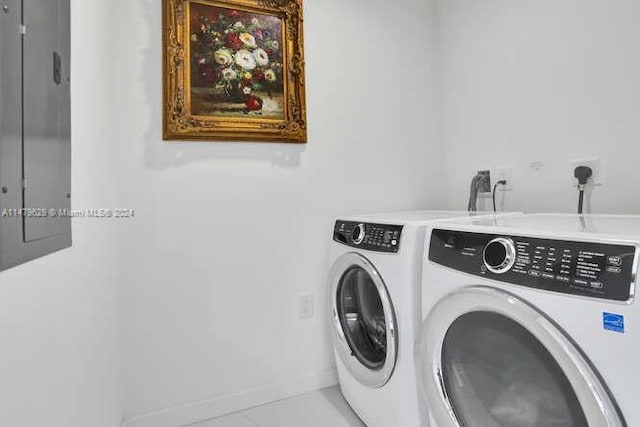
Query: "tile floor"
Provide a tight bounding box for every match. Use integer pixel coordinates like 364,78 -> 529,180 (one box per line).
188,386 -> 365,427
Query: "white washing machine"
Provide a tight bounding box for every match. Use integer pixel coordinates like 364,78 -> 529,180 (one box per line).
328,211 -> 520,427
417,214 -> 640,427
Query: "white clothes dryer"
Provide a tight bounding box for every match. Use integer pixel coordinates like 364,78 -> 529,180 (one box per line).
417,214 -> 640,427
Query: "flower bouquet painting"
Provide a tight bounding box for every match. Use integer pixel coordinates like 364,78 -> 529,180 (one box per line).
163,0 -> 306,143
190,3 -> 285,118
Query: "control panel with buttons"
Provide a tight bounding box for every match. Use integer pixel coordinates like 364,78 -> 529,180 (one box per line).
333,221 -> 403,253
428,228 -> 638,302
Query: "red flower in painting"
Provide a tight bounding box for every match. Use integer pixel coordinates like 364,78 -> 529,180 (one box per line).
227,33 -> 243,50
245,96 -> 263,111
253,70 -> 264,82
198,64 -> 218,84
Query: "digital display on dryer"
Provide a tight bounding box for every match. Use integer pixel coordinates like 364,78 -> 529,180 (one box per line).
429,229 -> 637,302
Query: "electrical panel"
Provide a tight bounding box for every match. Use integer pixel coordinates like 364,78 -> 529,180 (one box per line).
0,0 -> 71,271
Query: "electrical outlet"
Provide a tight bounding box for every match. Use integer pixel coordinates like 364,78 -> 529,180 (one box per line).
496,167 -> 513,190
570,158 -> 603,187
477,170 -> 491,193
298,294 -> 314,319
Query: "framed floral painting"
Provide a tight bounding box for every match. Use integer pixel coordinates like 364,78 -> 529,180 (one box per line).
163,0 -> 307,143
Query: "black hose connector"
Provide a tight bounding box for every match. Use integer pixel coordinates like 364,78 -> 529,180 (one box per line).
574,166 -> 593,186
574,166 -> 593,214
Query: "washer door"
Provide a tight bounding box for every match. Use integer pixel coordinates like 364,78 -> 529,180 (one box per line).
329,252 -> 398,388
417,286 -> 625,427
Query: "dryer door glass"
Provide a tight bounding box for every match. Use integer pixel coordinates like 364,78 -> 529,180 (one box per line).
337,266 -> 387,370
441,311 -> 588,427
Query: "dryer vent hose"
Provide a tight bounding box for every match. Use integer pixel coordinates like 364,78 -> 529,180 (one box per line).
468,174 -> 488,212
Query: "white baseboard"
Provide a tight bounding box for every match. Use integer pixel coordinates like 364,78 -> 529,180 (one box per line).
122,369 -> 338,427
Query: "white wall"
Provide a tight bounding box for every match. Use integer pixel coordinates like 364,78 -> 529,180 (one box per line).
437,0 -> 640,214
17,1 -> 640,425
113,0 -> 444,425
0,1 -> 121,426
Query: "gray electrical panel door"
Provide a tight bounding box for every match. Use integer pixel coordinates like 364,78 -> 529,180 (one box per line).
0,0 -> 25,266
0,0 -> 71,271
23,0 -> 71,242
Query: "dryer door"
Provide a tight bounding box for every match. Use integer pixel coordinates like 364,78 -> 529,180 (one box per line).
329,252 -> 397,389
417,286 -> 625,427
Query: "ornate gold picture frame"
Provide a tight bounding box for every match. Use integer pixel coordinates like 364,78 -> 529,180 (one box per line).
163,0 -> 306,143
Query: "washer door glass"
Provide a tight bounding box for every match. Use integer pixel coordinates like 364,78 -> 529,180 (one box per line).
337,266 -> 388,370
442,311 -> 588,427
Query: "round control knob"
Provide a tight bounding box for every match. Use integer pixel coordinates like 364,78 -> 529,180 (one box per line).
352,224 -> 366,245
483,237 -> 516,274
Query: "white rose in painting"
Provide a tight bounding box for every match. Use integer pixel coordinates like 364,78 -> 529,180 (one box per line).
234,50 -> 257,70
233,21 -> 244,29
251,17 -> 260,26
221,68 -> 238,81
239,32 -> 257,48
243,86 -> 252,95
213,49 -> 234,66
264,69 -> 277,82
253,48 -> 269,66
271,40 -> 279,50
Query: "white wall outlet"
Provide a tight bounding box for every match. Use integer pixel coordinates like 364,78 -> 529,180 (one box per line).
496,166 -> 513,190
297,294 -> 314,319
570,158 -> 603,187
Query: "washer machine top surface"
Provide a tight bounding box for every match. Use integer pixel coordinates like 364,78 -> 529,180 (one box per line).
437,213 -> 640,242
338,210 -> 518,226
